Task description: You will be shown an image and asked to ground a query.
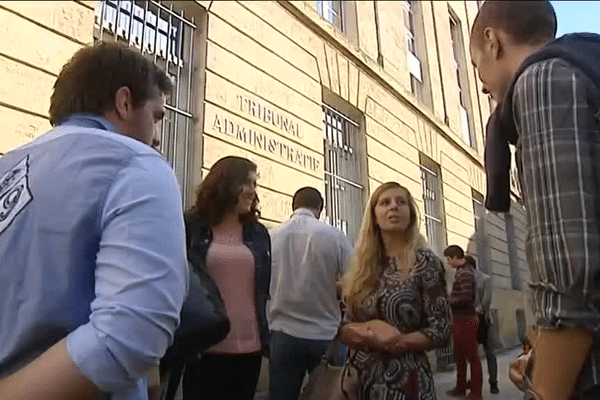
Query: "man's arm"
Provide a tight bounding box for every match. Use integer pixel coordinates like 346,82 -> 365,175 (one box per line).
0,157 -> 188,399
0,338 -> 101,400
513,58 -> 600,400
336,232 -> 353,299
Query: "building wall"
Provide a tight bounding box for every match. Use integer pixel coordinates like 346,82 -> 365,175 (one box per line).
0,0 -> 533,382
0,1 -> 94,155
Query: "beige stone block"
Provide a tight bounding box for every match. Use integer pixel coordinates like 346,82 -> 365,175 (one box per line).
337,56 -> 349,103
204,102 -> 323,178
468,162 -> 486,194
201,135 -> 322,197
204,70 -> 322,152
490,247 -> 510,265
367,156 -> 419,190
324,45 -> 340,97
366,138 -> 421,187
206,42 -> 322,129
431,1 -> 460,132
440,171 -> 471,199
441,174 -> 470,201
420,1 -> 446,122
207,12 -> 321,104
355,0 -> 378,61
348,63 -> 360,108
0,106 -> 50,154
443,196 -> 474,224
1,1 -> 94,44
445,214 -> 474,237
415,120 -> 439,162
258,187 -> 292,224
365,117 -> 420,167
0,55 -> 54,117
0,8 -> 82,75
377,1 -> 410,90
239,1 -> 321,57
364,95 -> 418,149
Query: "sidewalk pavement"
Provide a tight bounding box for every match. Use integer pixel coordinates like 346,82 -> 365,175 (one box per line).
435,347 -> 524,399
254,347 -> 524,400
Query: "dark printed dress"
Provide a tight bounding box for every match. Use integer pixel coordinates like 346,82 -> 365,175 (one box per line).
348,248 -> 451,400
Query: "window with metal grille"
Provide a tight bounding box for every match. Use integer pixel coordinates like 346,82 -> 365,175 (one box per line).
322,105 -> 364,243
94,0 -> 198,206
449,13 -> 476,150
420,156 -> 446,257
316,0 -> 344,32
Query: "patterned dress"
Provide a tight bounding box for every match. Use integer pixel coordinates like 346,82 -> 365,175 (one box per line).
347,248 -> 451,400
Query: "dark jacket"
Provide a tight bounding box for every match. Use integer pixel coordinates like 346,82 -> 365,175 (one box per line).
184,213 -> 272,356
485,33 -> 600,212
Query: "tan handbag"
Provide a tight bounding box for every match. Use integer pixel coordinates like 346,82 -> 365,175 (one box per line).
298,338 -> 359,400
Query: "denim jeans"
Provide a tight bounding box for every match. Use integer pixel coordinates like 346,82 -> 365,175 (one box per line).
268,331 -> 333,400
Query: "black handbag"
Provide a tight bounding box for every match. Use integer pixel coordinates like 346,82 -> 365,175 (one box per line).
159,261 -> 230,400
162,261 -> 230,364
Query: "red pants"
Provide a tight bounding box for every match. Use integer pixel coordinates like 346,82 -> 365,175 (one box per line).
453,314 -> 482,396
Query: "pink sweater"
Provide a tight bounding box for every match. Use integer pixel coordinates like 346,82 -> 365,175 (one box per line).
205,240 -> 260,354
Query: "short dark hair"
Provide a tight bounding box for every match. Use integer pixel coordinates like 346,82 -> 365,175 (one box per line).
49,41 -> 172,126
444,245 -> 465,259
292,187 -> 323,211
472,1 -> 557,46
189,156 -> 260,227
464,255 -> 477,269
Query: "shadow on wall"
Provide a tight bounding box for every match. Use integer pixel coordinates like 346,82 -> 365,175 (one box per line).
466,231 -> 504,352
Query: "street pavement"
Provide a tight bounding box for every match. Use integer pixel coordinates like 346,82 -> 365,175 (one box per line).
254,347 -> 524,400
434,347 -> 523,399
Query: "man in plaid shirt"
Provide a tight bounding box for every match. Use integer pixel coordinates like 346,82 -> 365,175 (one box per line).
470,1 -> 600,399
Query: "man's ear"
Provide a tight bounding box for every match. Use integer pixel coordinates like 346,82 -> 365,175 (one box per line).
484,27 -> 503,60
114,86 -> 133,121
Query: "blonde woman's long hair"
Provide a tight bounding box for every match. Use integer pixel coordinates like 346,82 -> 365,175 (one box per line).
342,182 -> 427,312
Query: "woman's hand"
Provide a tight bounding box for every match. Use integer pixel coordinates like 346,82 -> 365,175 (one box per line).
509,351 -> 533,392
342,323 -> 377,348
362,320 -> 402,349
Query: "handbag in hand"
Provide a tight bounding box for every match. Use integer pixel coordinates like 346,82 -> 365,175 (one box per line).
298,337 -> 359,400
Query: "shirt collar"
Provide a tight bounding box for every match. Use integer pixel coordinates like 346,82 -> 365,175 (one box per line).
58,113 -> 119,134
292,208 -> 317,219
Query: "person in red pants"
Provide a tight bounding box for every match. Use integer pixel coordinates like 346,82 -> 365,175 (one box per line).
444,245 -> 483,400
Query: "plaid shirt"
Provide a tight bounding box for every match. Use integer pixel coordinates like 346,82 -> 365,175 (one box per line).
513,58 -> 600,393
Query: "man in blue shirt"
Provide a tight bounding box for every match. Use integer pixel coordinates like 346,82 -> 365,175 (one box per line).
0,42 -> 188,399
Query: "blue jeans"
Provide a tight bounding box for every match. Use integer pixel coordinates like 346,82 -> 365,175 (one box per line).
268,331 -> 333,400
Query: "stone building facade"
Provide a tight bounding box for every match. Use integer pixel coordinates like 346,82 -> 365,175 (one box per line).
0,0 -> 533,376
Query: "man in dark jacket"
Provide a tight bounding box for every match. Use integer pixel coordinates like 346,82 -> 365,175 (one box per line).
470,2 -> 600,399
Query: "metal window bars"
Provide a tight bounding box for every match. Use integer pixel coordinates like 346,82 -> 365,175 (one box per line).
94,0 -> 197,206
322,105 -> 363,243
420,163 -> 445,257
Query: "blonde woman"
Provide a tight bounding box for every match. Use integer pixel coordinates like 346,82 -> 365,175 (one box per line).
340,182 -> 451,399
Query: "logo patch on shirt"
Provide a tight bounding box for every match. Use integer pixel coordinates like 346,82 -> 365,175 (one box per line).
0,155 -> 32,234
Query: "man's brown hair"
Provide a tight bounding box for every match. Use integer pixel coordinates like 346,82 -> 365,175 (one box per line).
472,1 -> 557,46
49,41 -> 172,126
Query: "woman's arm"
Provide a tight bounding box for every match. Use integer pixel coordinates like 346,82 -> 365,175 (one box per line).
409,255 -> 452,352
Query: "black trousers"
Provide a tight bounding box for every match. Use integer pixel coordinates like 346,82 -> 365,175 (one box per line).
182,352 -> 262,400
